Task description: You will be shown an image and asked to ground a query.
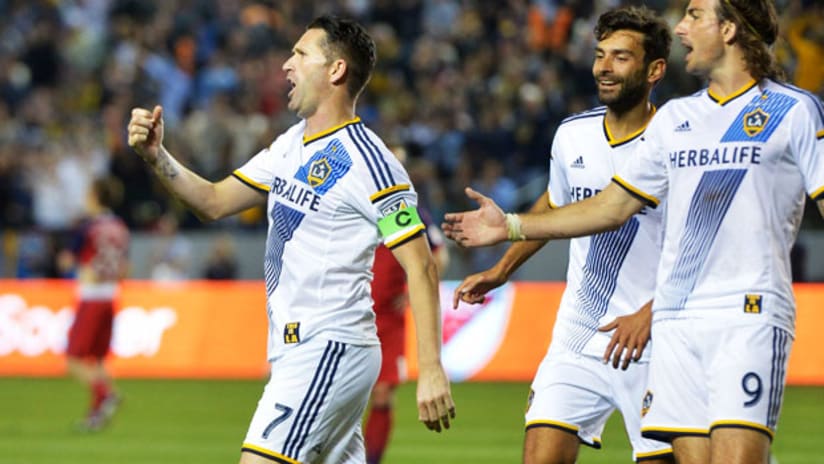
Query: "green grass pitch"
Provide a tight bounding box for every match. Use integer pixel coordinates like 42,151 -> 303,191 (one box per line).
0,378 -> 822,463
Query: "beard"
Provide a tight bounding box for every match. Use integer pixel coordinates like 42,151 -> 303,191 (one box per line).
596,67 -> 648,115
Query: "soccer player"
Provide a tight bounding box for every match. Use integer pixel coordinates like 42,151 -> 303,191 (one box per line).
443,1 -> 824,463
365,150 -> 449,464
65,177 -> 130,431
127,15 -> 455,464
453,7 -> 673,464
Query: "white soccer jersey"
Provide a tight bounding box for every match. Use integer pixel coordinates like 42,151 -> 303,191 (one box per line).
233,117 -> 424,359
548,107 -> 664,360
615,80 -> 824,335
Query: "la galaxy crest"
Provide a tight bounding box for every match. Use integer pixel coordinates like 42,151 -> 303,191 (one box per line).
307,157 -> 332,188
641,390 -> 653,417
743,107 -> 770,137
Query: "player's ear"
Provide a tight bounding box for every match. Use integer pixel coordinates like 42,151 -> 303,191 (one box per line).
647,58 -> 666,86
329,58 -> 347,87
721,19 -> 737,45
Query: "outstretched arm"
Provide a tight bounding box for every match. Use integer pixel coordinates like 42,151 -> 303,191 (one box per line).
443,183 -> 646,247
818,198 -> 824,219
128,105 -> 264,221
391,234 -> 456,433
452,192 -> 552,308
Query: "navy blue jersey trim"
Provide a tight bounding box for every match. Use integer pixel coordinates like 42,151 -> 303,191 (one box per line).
347,126 -> 385,191
560,107 -> 607,125
775,82 -> 824,125
354,124 -> 396,185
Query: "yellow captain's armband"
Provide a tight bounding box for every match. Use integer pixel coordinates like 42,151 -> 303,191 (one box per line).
378,207 -> 425,248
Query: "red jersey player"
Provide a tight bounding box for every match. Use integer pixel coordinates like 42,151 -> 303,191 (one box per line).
65,177 -> 130,431
365,204 -> 448,464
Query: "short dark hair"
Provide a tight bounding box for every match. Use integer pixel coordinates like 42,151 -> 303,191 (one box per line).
594,6 -> 672,66
715,0 -> 785,82
307,15 -> 376,99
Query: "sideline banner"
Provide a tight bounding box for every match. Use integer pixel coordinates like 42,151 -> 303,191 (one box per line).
0,280 -> 269,378
0,280 -> 823,384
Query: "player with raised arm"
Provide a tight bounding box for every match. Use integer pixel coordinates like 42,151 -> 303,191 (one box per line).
454,7 -> 673,464
66,177 -> 130,431
128,15 -> 455,464
444,1 -> 824,463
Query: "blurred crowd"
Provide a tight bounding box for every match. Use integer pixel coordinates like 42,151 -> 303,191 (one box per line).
0,0 -> 822,278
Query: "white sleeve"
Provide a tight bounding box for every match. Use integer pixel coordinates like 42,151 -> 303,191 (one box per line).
232,134 -> 288,193
547,129 -> 570,208
791,97 -> 824,200
613,110 -> 669,207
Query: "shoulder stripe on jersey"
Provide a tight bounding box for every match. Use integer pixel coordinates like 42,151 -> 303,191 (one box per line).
817,129 -> 824,140
611,176 -> 659,207
354,124 -> 396,185
386,227 -> 425,249
240,444 -> 299,464
346,126 -> 386,191
560,107 -> 606,125
233,171 -> 270,192
347,125 -> 394,191
303,117 -> 361,145
370,184 -> 411,203
774,82 -> 824,125
707,79 -> 757,106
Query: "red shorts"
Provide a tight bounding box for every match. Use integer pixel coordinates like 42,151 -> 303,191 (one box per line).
375,308 -> 406,386
66,300 -> 114,359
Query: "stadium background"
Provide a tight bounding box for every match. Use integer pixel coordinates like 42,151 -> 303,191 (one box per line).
1,0 -> 823,463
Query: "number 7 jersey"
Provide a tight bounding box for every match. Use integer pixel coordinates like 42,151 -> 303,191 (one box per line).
614,80 -> 824,335
233,118 -> 423,359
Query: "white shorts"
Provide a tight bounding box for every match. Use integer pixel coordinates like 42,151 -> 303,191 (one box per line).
525,348 -> 672,462
242,337 -> 381,463
641,318 -> 792,442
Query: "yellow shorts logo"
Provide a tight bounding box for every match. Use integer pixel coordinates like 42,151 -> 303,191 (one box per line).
284,322 -> 301,344
744,294 -> 762,314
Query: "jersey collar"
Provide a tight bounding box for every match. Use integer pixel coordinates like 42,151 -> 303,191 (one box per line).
602,105 -> 657,148
707,79 -> 757,106
303,117 -> 361,145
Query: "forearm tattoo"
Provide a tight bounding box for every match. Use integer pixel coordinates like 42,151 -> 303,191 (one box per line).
154,151 -> 179,180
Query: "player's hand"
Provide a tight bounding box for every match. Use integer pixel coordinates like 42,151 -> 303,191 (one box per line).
442,188 -> 507,247
452,268 -> 507,308
416,363 -> 456,433
127,105 -> 165,164
598,300 -> 652,370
